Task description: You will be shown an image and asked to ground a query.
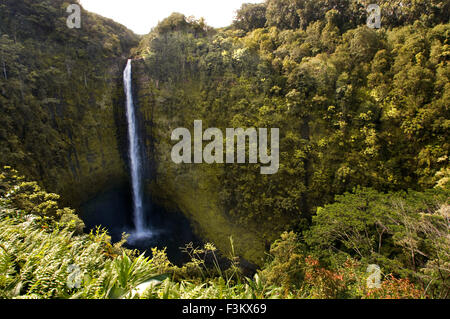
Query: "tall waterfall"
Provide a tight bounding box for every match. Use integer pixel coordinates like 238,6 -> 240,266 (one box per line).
123,59 -> 150,238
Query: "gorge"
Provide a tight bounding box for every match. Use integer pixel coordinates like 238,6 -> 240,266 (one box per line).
0,0 -> 448,279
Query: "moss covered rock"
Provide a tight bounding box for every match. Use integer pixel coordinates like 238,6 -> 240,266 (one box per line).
0,0 -> 140,206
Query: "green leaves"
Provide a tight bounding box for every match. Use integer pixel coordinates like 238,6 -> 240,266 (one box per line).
114,252 -> 155,289
305,187 -> 449,297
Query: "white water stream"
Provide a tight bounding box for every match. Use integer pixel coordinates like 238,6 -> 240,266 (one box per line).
123,59 -> 152,239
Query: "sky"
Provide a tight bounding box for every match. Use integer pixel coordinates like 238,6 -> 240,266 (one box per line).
79,0 -> 265,35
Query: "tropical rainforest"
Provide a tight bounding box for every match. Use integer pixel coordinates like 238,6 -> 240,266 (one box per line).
0,0 -> 449,299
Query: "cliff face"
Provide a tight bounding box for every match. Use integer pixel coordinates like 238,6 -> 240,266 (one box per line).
132,61 -> 267,264
127,8 -> 450,264
0,0 -> 140,206
127,16 -> 303,265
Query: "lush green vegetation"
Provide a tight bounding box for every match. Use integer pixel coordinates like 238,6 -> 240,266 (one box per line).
0,0 -> 139,206
1,167 -> 447,298
133,0 -> 449,263
0,0 -> 448,299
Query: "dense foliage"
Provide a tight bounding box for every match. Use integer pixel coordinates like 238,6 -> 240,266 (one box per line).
0,0 -> 448,299
0,0 -> 139,205
1,168 -> 446,298
135,0 -> 449,246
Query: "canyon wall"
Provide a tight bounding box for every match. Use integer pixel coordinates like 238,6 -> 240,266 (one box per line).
133,62 -> 267,264
0,0 -> 139,206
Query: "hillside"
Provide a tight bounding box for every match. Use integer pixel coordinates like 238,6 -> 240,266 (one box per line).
131,1 -> 449,263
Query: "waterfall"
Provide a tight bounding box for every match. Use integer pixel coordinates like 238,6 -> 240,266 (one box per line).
123,59 -> 151,238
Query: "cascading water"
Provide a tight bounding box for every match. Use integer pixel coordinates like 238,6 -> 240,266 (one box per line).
123,59 -> 152,239
79,60 -> 201,261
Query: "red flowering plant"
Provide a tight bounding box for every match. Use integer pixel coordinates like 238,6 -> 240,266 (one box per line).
364,274 -> 425,299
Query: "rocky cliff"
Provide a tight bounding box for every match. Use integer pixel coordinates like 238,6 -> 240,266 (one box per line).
132,60 -> 267,264
0,0 -> 140,206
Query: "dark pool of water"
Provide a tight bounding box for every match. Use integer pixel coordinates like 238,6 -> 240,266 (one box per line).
79,185 -> 202,265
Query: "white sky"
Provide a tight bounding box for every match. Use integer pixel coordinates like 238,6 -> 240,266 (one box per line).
79,0 -> 264,35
